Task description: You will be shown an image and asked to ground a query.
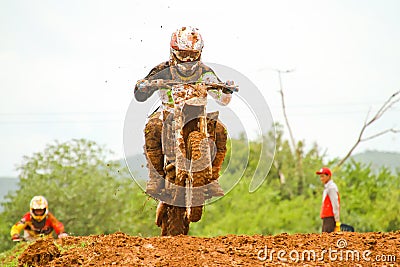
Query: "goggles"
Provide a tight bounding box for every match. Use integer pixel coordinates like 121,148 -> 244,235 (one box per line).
33,209 -> 46,215
172,49 -> 201,62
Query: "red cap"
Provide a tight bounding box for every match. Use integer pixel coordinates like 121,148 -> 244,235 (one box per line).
316,167 -> 331,176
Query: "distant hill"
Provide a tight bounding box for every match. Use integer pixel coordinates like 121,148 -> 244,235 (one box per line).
350,150 -> 400,173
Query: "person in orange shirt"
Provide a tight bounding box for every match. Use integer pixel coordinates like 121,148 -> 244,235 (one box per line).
10,196 -> 68,241
317,167 -> 341,233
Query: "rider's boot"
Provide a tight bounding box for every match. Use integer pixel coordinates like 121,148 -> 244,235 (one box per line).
207,121 -> 227,197
207,153 -> 226,197
155,201 -> 167,227
145,148 -> 165,196
144,114 -> 165,196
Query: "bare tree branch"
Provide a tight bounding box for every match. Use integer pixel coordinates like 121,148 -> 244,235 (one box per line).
366,91 -> 400,127
361,128 -> 400,142
336,90 -> 400,167
275,69 -> 306,194
270,65 -> 399,190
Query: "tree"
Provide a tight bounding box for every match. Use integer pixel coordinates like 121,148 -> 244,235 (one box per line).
275,69 -> 307,195
194,135 -> 400,236
0,139 -> 158,252
335,161 -> 400,232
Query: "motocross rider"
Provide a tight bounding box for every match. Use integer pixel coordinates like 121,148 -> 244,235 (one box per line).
134,26 -> 233,197
10,196 -> 68,241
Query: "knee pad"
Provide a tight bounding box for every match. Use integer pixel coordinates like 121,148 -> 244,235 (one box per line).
145,114 -> 163,150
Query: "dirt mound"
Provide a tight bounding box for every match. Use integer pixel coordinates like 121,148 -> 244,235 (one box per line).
18,238 -> 60,267
18,231 -> 399,266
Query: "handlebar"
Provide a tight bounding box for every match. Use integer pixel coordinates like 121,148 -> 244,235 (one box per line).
146,80 -> 239,93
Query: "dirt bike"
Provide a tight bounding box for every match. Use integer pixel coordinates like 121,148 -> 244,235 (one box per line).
146,80 -> 238,236
12,236 -> 27,242
340,223 -> 355,232
12,232 -> 68,242
12,235 -> 47,242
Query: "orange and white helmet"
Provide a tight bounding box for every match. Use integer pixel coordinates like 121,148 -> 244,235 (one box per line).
30,196 -> 48,222
170,26 -> 204,62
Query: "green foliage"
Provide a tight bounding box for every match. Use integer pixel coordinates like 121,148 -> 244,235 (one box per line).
190,176 -> 322,236
190,127 -> 400,236
0,139 -> 158,252
1,131 -> 399,254
336,161 -> 400,232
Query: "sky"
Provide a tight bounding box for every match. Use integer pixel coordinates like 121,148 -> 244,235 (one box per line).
1,0 -> 400,177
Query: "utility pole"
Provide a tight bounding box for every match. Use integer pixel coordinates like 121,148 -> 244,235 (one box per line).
275,69 -> 296,151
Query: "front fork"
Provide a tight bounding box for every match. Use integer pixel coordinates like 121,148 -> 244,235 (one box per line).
161,106 -> 219,204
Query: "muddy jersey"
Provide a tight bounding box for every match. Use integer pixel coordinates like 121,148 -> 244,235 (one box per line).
11,211 -> 65,239
134,61 -> 231,107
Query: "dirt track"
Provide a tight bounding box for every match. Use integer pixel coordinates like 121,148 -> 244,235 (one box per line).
17,231 -> 399,266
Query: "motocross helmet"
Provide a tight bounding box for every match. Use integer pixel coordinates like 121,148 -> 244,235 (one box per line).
30,196 -> 48,222
170,26 -> 204,77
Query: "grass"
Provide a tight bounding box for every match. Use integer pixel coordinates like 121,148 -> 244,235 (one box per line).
0,242 -> 29,267
0,239 -> 86,266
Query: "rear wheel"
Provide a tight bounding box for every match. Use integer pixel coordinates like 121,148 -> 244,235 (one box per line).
161,205 -> 189,236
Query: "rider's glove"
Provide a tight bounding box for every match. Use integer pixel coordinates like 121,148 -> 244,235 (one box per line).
138,79 -> 161,95
11,234 -> 20,241
137,79 -> 150,90
222,80 -> 235,94
58,232 -> 68,239
334,221 -> 341,232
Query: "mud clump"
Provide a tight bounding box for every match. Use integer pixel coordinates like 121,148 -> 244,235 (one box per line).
18,238 -> 60,267
17,231 -> 400,266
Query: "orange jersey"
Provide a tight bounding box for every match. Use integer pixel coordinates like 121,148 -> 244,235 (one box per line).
10,211 -> 65,239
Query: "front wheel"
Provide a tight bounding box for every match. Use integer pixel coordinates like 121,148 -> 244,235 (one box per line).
186,131 -> 212,222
